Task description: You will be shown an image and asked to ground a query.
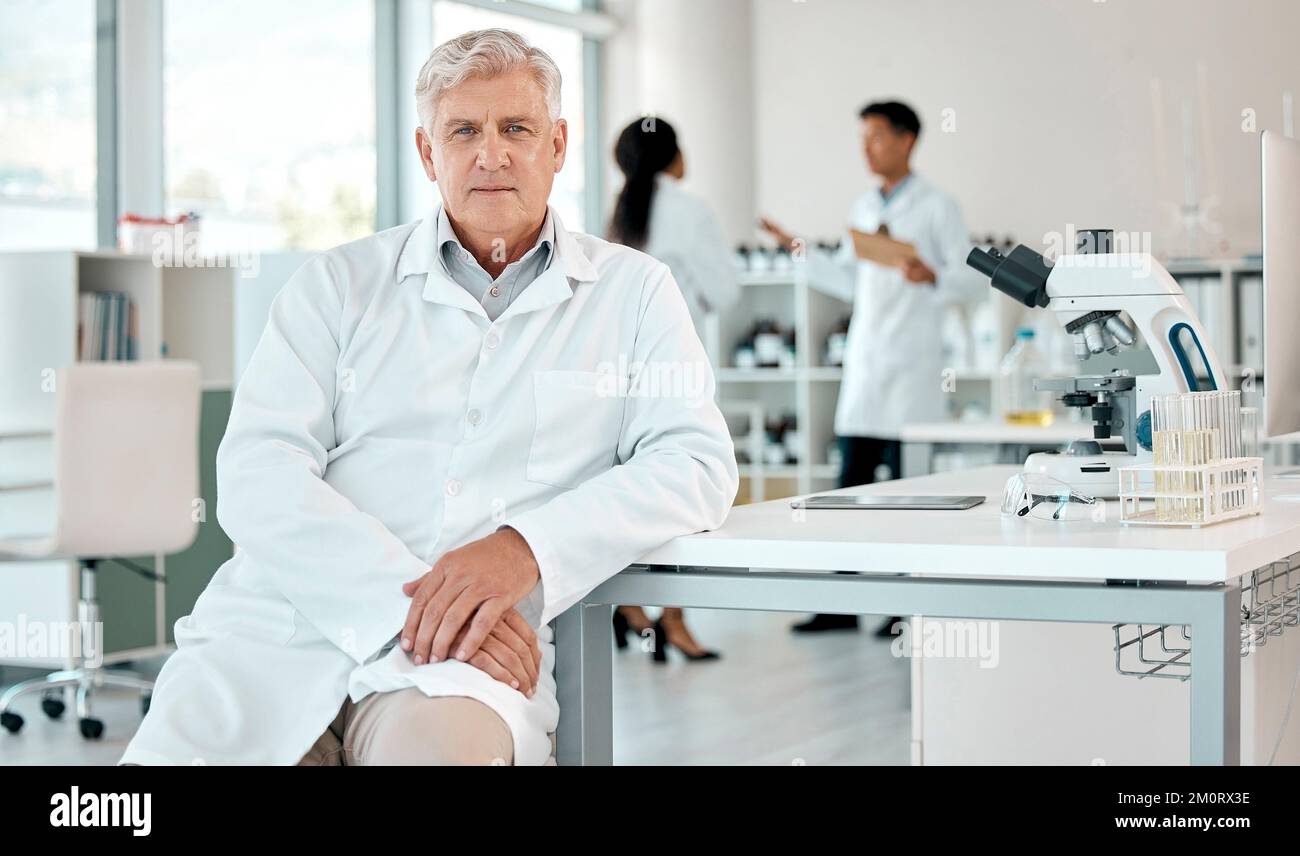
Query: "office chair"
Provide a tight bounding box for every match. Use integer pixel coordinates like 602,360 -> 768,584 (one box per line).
0,362 -> 200,739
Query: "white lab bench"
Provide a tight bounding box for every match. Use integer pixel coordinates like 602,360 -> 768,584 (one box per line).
553,465 -> 1300,765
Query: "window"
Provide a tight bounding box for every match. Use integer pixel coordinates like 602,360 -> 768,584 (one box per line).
516,0 -> 586,11
431,0 -> 588,232
1,1 -> 602,254
0,0 -> 97,251
163,0 -> 376,253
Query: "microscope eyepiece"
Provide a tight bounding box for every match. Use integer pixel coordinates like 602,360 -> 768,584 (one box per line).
966,244 -> 1053,308
967,245 -> 1003,278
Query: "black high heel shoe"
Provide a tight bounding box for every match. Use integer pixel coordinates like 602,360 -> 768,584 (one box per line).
612,608 -> 630,650
613,609 -> 655,650
651,618 -> 721,663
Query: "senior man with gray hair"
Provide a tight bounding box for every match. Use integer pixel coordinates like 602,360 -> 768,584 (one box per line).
120,29 -> 738,766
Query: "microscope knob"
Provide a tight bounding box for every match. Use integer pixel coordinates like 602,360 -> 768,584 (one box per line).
1076,229 -> 1114,254
1136,409 -> 1153,451
1091,402 -> 1117,439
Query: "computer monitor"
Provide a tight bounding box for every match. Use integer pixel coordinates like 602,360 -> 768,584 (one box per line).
1262,130 -> 1300,439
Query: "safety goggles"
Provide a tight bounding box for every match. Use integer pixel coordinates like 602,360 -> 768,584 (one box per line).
1001,473 -> 1099,521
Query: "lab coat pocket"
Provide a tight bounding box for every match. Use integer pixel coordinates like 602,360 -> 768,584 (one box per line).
188,582 -> 298,646
527,369 -> 625,489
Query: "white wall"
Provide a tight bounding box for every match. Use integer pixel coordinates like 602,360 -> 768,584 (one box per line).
751,0 -> 1300,258
602,0 -> 755,245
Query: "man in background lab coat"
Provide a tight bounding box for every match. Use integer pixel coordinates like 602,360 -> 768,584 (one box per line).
120,28 -> 738,766
761,100 -> 979,635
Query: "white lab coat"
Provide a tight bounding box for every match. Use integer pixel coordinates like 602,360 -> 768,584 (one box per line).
805,173 -> 982,437
643,173 -> 740,333
120,206 -> 739,766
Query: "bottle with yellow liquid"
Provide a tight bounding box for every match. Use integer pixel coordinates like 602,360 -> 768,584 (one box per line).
1000,328 -> 1055,426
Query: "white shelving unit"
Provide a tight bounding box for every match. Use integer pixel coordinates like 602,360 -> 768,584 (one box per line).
711,264 -> 1030,502
706,268 -> 846,502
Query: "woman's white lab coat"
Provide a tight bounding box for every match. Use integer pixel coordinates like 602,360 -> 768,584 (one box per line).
804,173 -> 982,438
642,173 -> 740,334
120,207 -> 739,765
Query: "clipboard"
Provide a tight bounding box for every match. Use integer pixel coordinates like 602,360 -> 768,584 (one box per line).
849,228 -> 916,267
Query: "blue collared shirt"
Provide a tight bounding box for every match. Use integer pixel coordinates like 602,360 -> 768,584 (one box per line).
435,206 -> 556,322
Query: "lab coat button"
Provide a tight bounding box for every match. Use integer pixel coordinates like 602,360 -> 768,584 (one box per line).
467,409 -> 482,426
485,333 -> 500,350
445,479 -> 462,496
489,286 -> 501,298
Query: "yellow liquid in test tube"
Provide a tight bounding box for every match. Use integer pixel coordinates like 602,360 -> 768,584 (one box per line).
1152,428 -> 1222,522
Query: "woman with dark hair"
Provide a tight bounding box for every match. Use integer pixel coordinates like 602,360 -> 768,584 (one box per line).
607,116 -> 738,663
609,117 -> 739,334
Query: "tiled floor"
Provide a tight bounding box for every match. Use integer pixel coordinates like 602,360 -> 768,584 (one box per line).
0,610 -> 909,765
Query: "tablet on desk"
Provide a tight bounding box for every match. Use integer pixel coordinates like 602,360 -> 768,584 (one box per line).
794,495 -> 986,510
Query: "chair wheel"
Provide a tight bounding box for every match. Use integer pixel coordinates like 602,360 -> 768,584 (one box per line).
141,695 -> 151,716
1,710 -> 23,734
41,696 -> 66,720
79,717 -> 104,740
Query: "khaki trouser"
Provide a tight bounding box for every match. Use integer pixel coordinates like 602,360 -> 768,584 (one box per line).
297,687 -> 556,766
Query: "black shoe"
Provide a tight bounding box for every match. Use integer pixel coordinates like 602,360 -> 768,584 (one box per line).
790,613 -> 860,633
874,616 -> 905,638
612,609 -> 630,649
651,618 -> 721,663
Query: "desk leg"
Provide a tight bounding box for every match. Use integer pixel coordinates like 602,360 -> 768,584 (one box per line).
554,603 -> 614,766
1188,585 -> 1241,765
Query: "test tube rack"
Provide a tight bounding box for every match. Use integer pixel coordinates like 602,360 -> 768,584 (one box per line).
1117,457 -> 1264,527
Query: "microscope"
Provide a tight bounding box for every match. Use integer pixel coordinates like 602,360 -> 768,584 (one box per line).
966,229 -> 1228,498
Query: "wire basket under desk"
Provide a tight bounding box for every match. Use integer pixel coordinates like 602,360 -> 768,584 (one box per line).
1113,550 -> 1300,680
1242,554 -> 1300,655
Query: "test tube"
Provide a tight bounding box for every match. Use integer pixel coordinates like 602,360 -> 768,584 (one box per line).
1150,395 -> 1167,467
1226,390 -> 1242,459
1208,390 -> 1221,462
1208,393 -> 1216,458
1193,393 -> 1208,520
1211,392 -> 1222,460
1151,393 -> 1181,521
1214,392 -> 1227,515
1197,392 -> 1211,521
1241,406 -> 1260,457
